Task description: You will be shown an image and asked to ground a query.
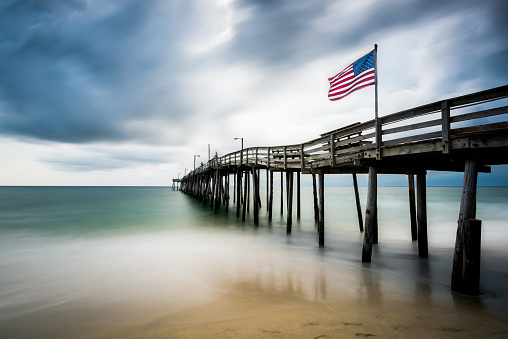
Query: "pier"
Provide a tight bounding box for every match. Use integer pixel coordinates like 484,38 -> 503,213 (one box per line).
176,85 -> 508,295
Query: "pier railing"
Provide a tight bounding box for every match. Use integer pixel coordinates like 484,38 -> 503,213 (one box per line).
186,85 -> 508,178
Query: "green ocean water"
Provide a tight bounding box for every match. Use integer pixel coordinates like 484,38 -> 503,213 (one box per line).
1,185 -> 507,330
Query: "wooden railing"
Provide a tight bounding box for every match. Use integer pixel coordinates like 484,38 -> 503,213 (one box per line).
185,85 -> 508,178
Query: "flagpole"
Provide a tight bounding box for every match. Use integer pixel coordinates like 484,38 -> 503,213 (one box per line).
374,44 -> 378,119
374,44 -> 381,160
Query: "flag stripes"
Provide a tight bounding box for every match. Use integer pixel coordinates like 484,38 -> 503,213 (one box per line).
328,50 -> 375,101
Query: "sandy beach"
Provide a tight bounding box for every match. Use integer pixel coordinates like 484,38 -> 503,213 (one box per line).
114,278 -> 508,339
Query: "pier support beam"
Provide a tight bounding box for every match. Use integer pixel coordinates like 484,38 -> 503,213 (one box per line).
297,172 -> 301,219
268,170 -> 273,221
236,170 -> 242,218
462,218 -> 482,295
225,174 -> 229,212
417,170 -> 428,258
312,173 -> 319,224
247,170 -> 250,213
452,159 -> 480,294
362,167 -> 377,262
352,173 -> 363,232
280,172 -> 284,216
408,174 -> 417,241
286,172 -> 293,234
242,170 -> 248,221
266,169 -> 269,209
252,167 -> 259,226
318,173 -> 325,247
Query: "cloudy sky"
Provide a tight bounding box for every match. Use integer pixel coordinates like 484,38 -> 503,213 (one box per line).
1,0 -> 507,186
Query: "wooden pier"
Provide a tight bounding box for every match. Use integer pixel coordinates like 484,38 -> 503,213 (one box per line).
177,85 -> 508,296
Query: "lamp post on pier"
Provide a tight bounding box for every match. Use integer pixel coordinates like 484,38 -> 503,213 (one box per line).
235,137 -> 244,164
234,137 -> 243,150
194,155 -> 200,170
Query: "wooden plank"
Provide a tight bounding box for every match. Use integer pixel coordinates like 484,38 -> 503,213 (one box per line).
382,118 -> 442,136
450,106 -> 508,123
449,84 -> 508,108
381,103 -> 441,125
320,122 -> 362,137
382,131 -> 442,147
305,133 -> 374,154
469,134 -> 508,149
451,121 -> 508,137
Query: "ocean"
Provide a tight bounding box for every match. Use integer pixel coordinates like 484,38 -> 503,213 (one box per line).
1,185 -> 507,337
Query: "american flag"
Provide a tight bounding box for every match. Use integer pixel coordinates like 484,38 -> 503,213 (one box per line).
328,49 -> 375,101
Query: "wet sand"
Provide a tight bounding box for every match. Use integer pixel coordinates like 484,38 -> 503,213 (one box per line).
113,281 -> 508,339
11,245 -> 504,339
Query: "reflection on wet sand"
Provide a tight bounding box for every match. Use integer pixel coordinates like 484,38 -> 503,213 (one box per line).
116,254 -> 508,339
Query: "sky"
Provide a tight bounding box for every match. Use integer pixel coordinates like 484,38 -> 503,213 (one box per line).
1,0 -> 508,186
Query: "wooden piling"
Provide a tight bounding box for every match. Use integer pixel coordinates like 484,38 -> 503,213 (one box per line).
236,170 -> 242,217
452,159 -> 479,292
257,169 -> 262,208
462,218 -> 482,295
247,170 -> 250,213
268,170 -> 274,221
296,171 -> 301,219
266,169 -> 269,209
225,174 -> 229,212
318,173 -> 325,247
252,166 -> 259,226
362,166 -> 377,262
408,174 -> 417,241
352,173 -> 363,232
202,173 -> 210,206
214,170 -> 221,213
210,171 -> 216,208
242,170 -> 248,221
286,171 -> 293,235
417,170 -> 428,258
280,172 -> 284,216
312,173 -> 319,224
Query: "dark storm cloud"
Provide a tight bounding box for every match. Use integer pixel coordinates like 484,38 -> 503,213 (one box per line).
0,0 -> 507,147
0,0 -> 190,143
227,0 -> 508,84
